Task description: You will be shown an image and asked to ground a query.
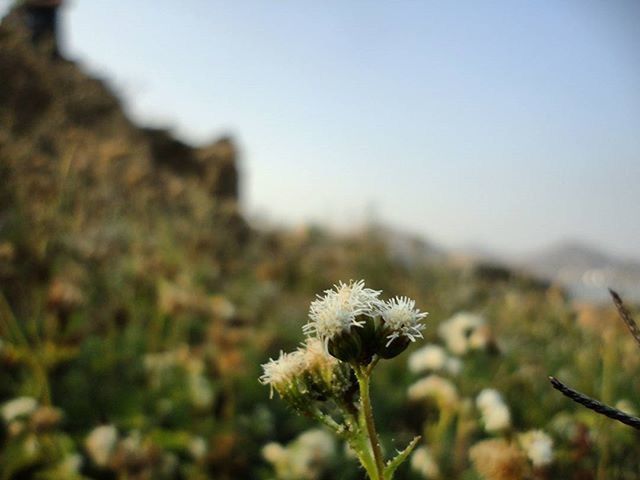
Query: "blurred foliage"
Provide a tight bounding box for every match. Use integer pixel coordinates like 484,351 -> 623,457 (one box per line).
1,9 -> 639,480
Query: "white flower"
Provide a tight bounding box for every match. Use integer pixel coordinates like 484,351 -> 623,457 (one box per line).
85,425 -> 118,467
411,446 -> 440,479
381,296 -> 428,346
303,280 -> 383,347
408,375 -> 459,409
189,436 -> 208,460
408,344 -> 461,376
189,372 -> 215,409
438,312 -> 486,355
476,389 -> 511,433
262,429 -> 335,480
262,442 -> 287,464
519,430 -> 554,467
260,350 -> 306,398
1,396 -> 38,423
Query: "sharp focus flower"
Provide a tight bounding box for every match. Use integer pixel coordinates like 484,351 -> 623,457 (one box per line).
303,280 -> 383,359
380,296 -> 428,347
259,350 -> 306,398
303,280 -> 382,341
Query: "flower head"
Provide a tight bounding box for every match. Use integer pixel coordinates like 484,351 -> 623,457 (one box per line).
303,280 -> 382,343
260,350 -> 306,399
380,296 -> 428,347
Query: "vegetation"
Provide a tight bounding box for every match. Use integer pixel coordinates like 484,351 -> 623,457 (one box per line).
1,10 -> 639,480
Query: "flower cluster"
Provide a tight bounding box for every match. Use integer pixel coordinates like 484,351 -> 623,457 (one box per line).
260,280 -> 427,480
303,280 -> 427,362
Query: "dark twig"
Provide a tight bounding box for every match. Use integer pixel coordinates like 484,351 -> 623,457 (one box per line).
549,376 -> 640,430
609,288 -> 640,349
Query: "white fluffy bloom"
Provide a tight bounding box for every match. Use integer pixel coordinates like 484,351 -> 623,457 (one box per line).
303,280 -> 383,347
1,396 -> 37,423
381,296 -> 428,346
408,375 -> 459,409
476,389 -> 511,433
519,430 -> 554,467
438,312 -> 486,355
411,446 -> 440,479
85,425 -> 118,467
260,350 -> 306,397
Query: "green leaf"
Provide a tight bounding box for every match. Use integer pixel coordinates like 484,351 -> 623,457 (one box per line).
383,436 -> 421,480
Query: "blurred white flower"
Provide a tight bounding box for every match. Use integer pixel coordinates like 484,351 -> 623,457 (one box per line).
262,429 -> 336,480
59,453 -> 83,474
262,442 -> 287,464
408,375 -> 459,409
615,399 -> 637,416
1,396 -> 37,423
303,280 -> 383,347
438,312 -> 487,355
519,430 -> 554,467
408,344 -> 462,376
380,296 -> 428,346
476,389 -> 511,433
411,446 -> 440,479
85,425 -> 118,467
189,436 -> 208,460
189,372 -> 215,409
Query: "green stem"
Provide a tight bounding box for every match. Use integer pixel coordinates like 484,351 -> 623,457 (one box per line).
355,365 -> 385,479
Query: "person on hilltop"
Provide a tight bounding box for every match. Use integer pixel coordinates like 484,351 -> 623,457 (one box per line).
18,0 -> 64,58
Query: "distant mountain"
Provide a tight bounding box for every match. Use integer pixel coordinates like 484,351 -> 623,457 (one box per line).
518,241 -> 640,303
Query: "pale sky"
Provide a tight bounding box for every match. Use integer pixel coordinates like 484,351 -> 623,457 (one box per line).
3,1 -> 640,258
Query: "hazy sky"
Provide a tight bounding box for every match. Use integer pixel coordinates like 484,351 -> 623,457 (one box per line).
3,1 -> 639,257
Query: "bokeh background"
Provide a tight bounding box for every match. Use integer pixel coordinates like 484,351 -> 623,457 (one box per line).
0,1 -> 639,479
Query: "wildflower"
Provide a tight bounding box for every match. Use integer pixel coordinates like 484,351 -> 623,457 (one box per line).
303,280 -> 382,361
408,344 -> 461,375
438,312 -> 487,355
411,446 -> 440,479
518,430 -> 554,467
85,424 -> 118,467
470,439 -> 527,480
262,429 -> 336,480
189,436 -> 208,461
408,375 -> 459,410
1,396 -> 38,423
476,389 -> 511,433
260,350 -> 306,399
262,442 -> 287,464
379,296 -> 428,351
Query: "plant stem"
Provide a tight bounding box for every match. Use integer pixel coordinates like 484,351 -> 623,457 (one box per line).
355,365 -> 385,479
